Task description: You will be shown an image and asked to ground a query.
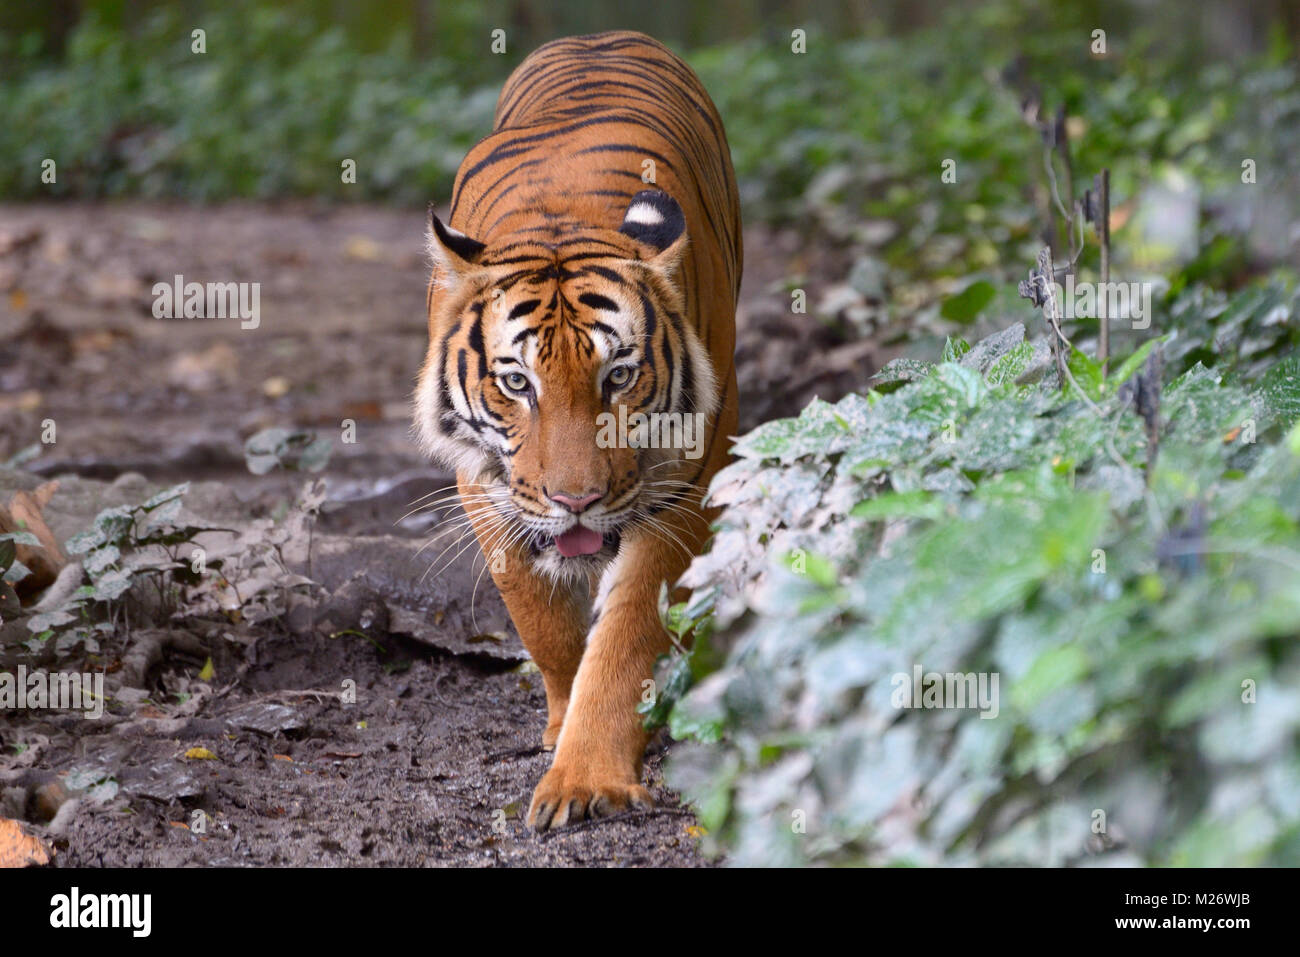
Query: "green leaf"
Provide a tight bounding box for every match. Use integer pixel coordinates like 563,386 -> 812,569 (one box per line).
83,545 -> 121,578
27,609 -> 79,633
140,482 -> 190,511
851,490 -> 945,521
942,337 -> 971,363
1011,644 -> 1091,712
91,569 -> 133,602
786,550 -> 837,587
985,341 -> 1034,386
870,358 -> 933,389
244,427 -> 333,474
932,362 -> 988,408
669,703 -> 724,744
67,504 -> 134,554
142,496 -> 183,529
1255,356 -> 1300,428
299,435 -> 334,472
1111,337 -> 1165,387
3,559 -> 32,584
940,280 -> 996,324
1066,346 -> 1104,399
64,527 -> 106,556
0,531 -> 42,548
639,653 -> 693,730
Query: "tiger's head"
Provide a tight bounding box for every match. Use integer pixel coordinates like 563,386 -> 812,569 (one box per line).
415,190 -> 719,581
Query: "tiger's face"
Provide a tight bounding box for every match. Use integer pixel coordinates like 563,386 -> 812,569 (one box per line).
416,190 -> 719,581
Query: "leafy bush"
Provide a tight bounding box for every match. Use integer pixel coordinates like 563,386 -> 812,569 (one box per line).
692,7 -> 1299,279
5,0 -> 1297,257
662,300 -> 1300,866
0,4 -> 495,203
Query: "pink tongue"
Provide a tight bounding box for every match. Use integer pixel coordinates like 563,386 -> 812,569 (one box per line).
554,526 -> 603,557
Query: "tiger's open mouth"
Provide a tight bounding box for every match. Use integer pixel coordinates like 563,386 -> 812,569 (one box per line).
527,527 -> 621,558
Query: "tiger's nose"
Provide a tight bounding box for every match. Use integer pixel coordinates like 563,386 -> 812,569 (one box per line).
546,488 -> 604,513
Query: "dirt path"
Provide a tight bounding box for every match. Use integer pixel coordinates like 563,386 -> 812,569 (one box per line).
0,202 -> 880,866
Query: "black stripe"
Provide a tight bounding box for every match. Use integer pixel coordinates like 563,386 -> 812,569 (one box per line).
578,293 -> 619,312
468,312 -> 487,379
680,340 -> 696,412
508,299 -> 542,320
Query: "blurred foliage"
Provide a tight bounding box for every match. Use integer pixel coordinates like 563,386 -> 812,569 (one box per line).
2,0 -> 1297,253
663,299 -> 1300,865
0,4 -> 499,202
0,0 -> 913,203
692,7 -> 1300,372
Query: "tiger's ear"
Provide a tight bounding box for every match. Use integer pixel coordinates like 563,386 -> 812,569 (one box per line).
427,207 -> 486,287
619,190 -> 687,271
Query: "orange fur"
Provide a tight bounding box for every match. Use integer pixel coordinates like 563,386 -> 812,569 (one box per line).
415,31 -> 740,830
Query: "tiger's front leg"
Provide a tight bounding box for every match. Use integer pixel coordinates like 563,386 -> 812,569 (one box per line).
459,476 -> 587,750
526,502 -> 711,830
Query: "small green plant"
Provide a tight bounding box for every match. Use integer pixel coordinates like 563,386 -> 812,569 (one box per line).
11,483 -> 209,655
639,584 -> 723,742
12,481 -> 322,665
243,427 -> 333,475
65,767 -> 120,806
0,529 -> 42,615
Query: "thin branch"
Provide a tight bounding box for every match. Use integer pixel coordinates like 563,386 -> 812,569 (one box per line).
1095,169 -> 1111,375
1023,246 -> 1105,416
1055,105 -> 1077,259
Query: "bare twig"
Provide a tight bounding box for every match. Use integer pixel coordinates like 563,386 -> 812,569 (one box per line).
1095,170 -> 1111,374
1055,105 -> 1077,263
1042,142 -> 1070,254
260,688 -> 343,703
1042,136 -> 1086,271
1019,246 -> 1105,416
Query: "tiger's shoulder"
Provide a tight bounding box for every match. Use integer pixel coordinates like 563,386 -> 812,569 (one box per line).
447,31 -> 742,307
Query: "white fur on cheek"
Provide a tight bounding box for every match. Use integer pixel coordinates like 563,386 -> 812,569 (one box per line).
412,363 -> 490,478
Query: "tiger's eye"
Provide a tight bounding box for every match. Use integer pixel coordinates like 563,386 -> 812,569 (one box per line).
608,366 -> 631,387
503,372 -> 529,393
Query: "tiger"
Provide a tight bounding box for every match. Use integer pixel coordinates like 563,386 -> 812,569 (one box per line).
415,30 -> 741,831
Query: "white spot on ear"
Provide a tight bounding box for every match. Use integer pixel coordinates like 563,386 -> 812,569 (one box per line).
624,203 -> 664,226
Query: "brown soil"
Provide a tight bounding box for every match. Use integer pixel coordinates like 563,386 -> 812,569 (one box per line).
0,201 -> 879,867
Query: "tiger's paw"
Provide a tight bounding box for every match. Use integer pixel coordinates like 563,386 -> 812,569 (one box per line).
527,763 -> 653,831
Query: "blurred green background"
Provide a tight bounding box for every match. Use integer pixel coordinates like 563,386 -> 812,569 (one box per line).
1,0 -> 1297,216
4,0 -> 1298,306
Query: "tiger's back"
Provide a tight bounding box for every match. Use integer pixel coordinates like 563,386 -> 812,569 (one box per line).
447,30 -> 741,442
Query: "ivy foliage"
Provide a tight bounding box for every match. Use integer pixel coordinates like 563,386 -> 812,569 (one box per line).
661,303 -> 1300,866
